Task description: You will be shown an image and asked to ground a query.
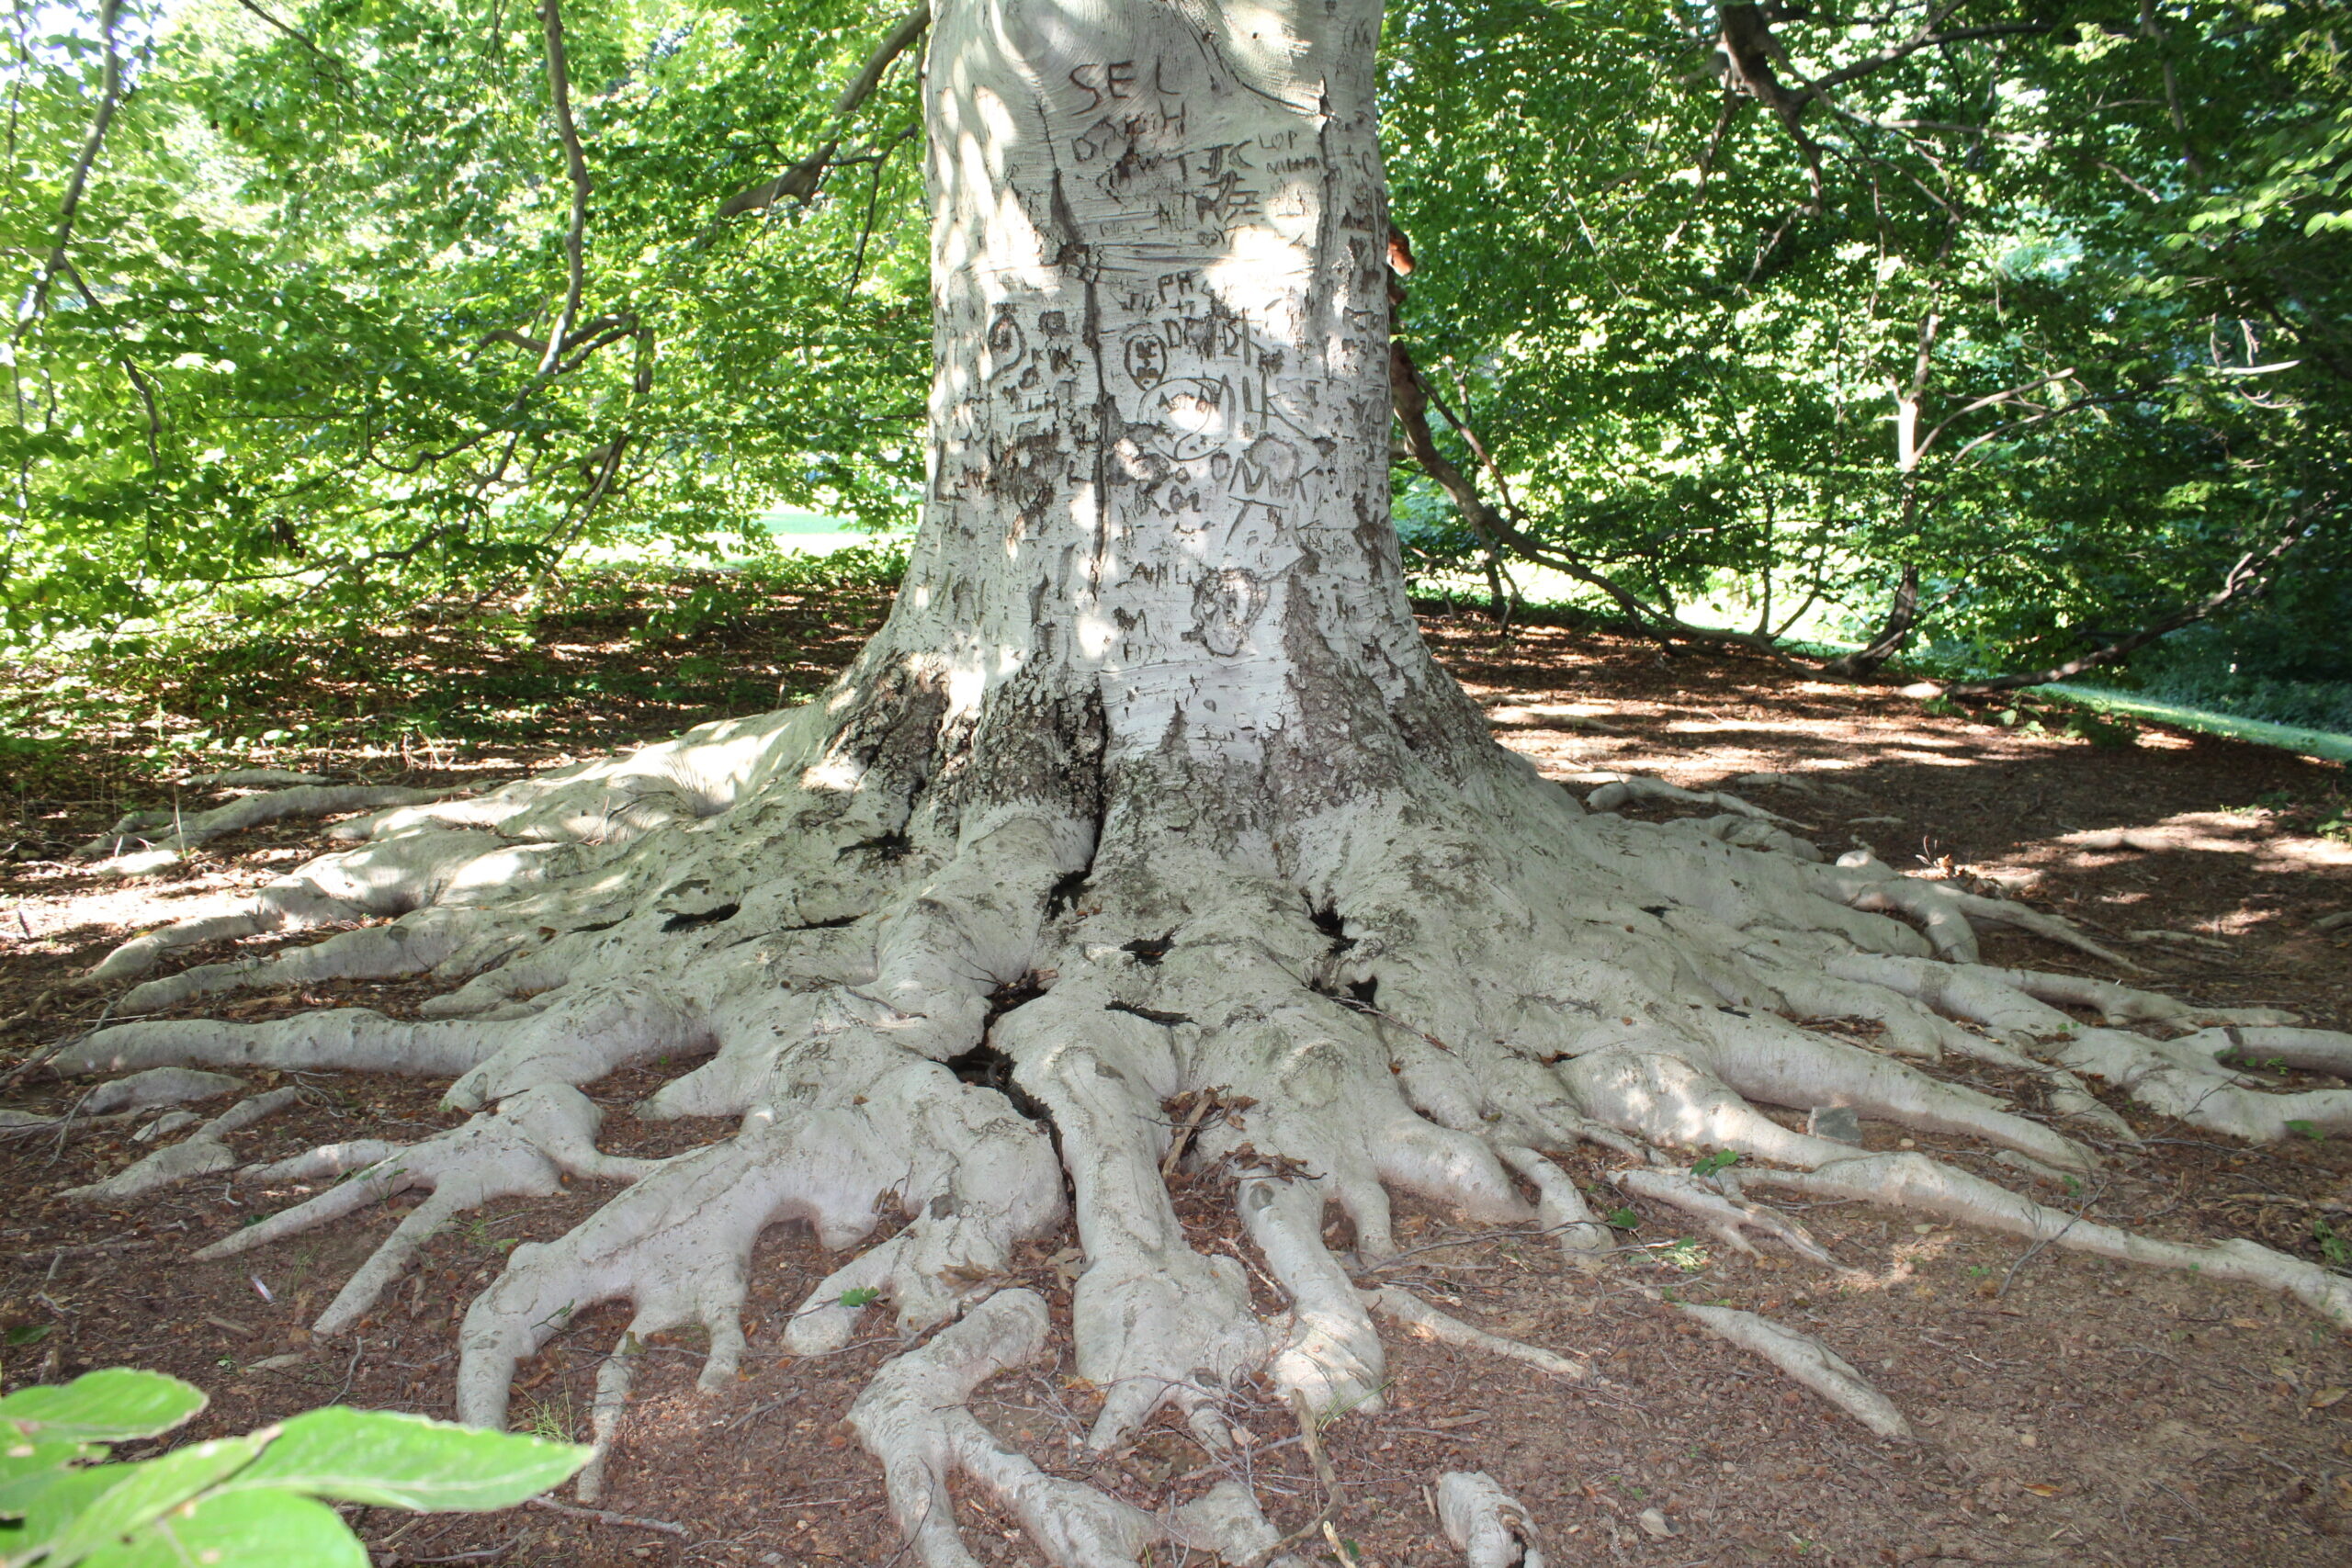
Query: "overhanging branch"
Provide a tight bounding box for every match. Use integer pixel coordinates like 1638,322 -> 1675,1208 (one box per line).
716,4 -> 930,220
536,0 -> 593,378
20,0 -> 124,337
1929,521 -> 2322,696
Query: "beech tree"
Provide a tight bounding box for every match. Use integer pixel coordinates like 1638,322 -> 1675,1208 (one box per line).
40,0 -> 2352,1562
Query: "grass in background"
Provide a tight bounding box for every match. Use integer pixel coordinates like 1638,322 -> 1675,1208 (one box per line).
0,546 -> 909,802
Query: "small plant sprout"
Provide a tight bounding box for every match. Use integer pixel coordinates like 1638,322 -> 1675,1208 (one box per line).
1690,1149 -> 1741,1179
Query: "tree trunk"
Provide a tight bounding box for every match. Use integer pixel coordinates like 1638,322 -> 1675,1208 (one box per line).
854,0 -> 1487,821
54,0 -> 2352,1561
1826,560 -> 1918,678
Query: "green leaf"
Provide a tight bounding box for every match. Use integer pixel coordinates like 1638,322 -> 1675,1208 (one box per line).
224,1409 -> 586,1513
838,1287 -> 882,1308
2286,1120 -> 2324,1141
19,1437 -> 262,1568
0,1439 -> 103,1520
7,1465 -> 127,1564
80,1488 -> 367,1568
0,1371 -> 206,1444
4,1327 -> 54,1348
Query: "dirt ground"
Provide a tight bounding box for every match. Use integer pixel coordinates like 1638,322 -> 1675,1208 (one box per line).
5,601 -> 2351,1568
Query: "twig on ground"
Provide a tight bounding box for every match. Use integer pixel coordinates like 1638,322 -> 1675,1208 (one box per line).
526,1496 -> 690,1538
1997,1179 -> 2109,1298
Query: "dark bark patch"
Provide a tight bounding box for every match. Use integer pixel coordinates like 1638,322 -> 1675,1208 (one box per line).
1306,898 -> 1355,953
1046,869 -> 1090,918
838,829 -> 912,863
660,903 -> 740,932
943,1040 -> 1054,1126
1121,931 -> 1174,964
985,971 -> 1051,1021
1106,1000 -> 1191,1027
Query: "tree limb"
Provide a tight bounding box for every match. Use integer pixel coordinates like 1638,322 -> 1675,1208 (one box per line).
1389,334 -> 1799,662
716,4 -> 930,220
1930,524 -> 2319,696
19,0 -> 123,338
536,0 -> 592,378
233,0 -> 351,80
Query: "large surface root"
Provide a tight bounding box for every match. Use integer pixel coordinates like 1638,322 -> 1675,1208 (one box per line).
50,688 -> 2352,1566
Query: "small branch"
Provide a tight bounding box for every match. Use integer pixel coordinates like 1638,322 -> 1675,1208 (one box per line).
19,0 -> 123,336
233,0 -> 350,79
526,1497 -> 688,1539
1934,523 -> 2319,696
716,4 -> 930,220
535,0 -> 592,378
1913,367 -> 2077,460
1804,19 -> 2052,98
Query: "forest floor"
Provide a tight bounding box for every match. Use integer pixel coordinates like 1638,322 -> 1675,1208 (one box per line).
3,584 -> 2351,1568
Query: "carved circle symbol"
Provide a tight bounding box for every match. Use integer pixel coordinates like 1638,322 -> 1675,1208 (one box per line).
1123,330 -> 1167,390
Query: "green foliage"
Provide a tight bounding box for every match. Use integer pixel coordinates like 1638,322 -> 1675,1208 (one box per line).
0,1368 -> 587,1568
1380,0 -> 2350,674
1,0 -> 2344,687
2,0 -> 927,648
1690,1149 -> 1741,1179
837,1286 -> 883,1308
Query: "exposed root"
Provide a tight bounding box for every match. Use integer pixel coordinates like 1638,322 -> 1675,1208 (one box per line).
1436,1472 -> 1545,1568
1675,1303 -> 1912,1439
1826,952 -> 2352,1141
1362,1286 -> 1589,1381
77,1066 -> 245,1115
85,827 -> 559,985
1495,1145 -> 1611,1263
454,1070 -> 1060,1430
2175,1025 -> 2352,1078
1243,1175 -> 1387,1416
1611,1168 -> 1838,1267
195,1085 -> 661,1335
61,1087 -> 300,1202
1746,1154 -> 2352,1325
848,1288 -> 1155,1568
117,917 -> 472,1015
60,984 -> 711,1110
1585,774 -> 1801,827
74,784 -> 459,866
54,664 -> 2352,1567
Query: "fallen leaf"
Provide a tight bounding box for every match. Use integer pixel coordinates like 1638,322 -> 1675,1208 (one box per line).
2021,1483 -> 2061,1497
2309,1387 -> 2349,1410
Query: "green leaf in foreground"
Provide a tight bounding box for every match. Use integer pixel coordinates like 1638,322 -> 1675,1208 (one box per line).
0,1372 -> 205,1445
225,1408 -> 587,1513
0,1439 -> 103,1520
28,1437 -> 264,1568
79,1488 -> 367,1568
